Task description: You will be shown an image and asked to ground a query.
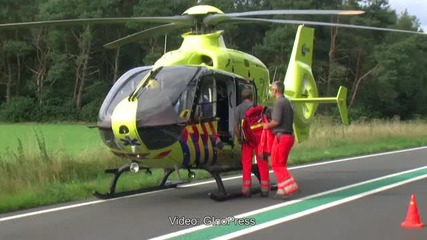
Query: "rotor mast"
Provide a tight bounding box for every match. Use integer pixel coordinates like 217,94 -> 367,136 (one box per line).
183,5 -> 223,34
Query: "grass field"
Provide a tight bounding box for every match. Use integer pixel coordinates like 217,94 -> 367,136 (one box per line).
0,123 -> 104,157
1,117 -> 427,213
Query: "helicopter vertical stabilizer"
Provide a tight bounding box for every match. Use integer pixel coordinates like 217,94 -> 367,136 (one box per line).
283,25 -> 318,143
284,25 -> 349,143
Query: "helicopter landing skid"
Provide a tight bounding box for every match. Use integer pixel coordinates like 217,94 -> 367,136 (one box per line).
208,164 -> 278,202
207,171 -> 242,201
93,165 -> 185,199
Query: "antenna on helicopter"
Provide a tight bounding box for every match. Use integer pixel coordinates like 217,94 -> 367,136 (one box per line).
164,34 -> 168,54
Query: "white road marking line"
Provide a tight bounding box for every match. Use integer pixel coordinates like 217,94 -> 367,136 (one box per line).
178,146 -> 427,188
214,174 -> 427,239
150,165 -> 427,240
1,146 -> 426,222
0,188 -> 176,222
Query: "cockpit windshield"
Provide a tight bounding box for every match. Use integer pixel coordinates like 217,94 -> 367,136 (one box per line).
135,66 -> 199,127
98,66 -> 152,127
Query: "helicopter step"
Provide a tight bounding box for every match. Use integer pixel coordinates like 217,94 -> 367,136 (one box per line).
208,164 -> 278,202
93,163 -> 193,199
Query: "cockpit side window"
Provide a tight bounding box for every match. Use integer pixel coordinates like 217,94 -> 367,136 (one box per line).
193,75 -> 217,121
236,79 -> 257,106
174,78 -> 197,121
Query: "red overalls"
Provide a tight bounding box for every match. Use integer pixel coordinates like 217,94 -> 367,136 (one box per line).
241,142 -> 270,195
271,133 -> 298,195
258,116 -> 274,160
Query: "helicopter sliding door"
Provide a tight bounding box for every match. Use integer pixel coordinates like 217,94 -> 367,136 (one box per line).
192,71 -> 258,146
193,75 -> 216,121
196,71 -> 240,142
188,70 -> 262,168
188,71 -> 233,168
213,73 -> 235,145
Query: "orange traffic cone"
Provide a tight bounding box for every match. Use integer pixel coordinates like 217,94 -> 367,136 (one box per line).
401,194 -> 425,228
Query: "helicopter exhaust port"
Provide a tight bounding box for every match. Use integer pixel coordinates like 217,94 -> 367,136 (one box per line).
130,162 -> 140,173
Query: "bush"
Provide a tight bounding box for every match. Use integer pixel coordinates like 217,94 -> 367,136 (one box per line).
0,97 -> 81,122
0,96 -> 37,122
79,99 -> 102,122
37,102 -> 78,122
346,106 -> 381,122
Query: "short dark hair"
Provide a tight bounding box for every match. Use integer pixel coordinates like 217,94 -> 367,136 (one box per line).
272,81 -> 284,94
241,88 -> 252,100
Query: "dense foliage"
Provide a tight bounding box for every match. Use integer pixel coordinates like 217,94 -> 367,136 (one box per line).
0,0 -> 426,122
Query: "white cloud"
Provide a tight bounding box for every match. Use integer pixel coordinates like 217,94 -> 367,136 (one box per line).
387,0 -> 427,30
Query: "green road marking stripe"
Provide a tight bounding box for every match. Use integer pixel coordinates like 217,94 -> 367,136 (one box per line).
167,167 -> 427,240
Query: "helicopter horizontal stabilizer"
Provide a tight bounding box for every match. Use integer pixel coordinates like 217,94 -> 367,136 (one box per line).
289,86 -> 350,125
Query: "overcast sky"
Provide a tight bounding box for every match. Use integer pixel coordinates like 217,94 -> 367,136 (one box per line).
387,0 -> 427,31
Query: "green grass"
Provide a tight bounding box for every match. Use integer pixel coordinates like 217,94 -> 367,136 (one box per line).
289,117 -> 427,164
0,123 -> 102,156
1,118 -> 427,214
0,169 -> 211,213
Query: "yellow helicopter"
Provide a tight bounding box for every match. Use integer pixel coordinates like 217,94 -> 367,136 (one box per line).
1,3 -> 424,201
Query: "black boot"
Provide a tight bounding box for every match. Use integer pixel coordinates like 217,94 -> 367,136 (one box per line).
260,191 -> 269,197
242,191 -> 252,198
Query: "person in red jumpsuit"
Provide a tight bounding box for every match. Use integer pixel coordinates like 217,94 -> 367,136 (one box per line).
263,81 -> 299,199
234,89 -> 270,197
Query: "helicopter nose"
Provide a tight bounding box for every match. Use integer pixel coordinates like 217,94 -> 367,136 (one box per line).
110,98 -> 183,153
110,99 -> 147,152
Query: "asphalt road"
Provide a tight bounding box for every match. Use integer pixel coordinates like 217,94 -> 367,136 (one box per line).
1,147 -> 427,240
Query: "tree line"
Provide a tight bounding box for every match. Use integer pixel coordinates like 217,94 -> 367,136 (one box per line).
0,0 -> 426,122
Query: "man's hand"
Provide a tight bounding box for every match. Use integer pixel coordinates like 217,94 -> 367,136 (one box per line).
264,120 -> 278,129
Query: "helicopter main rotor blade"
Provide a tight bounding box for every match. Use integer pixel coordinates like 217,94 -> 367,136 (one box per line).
204,10 -> 364,25
104,23 -> 185,49
226,9 -> 365,17
222,17 -> 427,35
0,16 -> 193,29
